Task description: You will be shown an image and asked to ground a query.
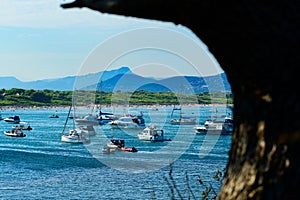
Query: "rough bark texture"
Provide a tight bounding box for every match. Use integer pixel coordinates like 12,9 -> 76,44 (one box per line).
61,1 -> 300,199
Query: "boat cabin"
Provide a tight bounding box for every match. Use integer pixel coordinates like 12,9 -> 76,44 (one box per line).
110,138 -> 125,148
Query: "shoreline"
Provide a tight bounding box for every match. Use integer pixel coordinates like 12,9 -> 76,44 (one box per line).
0,103 -> 233,111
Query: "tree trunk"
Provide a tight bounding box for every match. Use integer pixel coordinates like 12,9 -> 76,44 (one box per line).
61,1 -> 300,199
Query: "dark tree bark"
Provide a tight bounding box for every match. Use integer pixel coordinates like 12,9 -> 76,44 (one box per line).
61,1 -> 300,199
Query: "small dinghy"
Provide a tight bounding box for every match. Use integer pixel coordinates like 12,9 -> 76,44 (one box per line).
4,129 -> 26,137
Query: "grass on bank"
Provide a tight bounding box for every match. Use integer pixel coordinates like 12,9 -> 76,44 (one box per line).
0,88 -> 233,106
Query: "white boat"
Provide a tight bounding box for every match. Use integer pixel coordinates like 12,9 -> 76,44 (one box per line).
97,111 -> 118,125
108,112 -> 145,129
61,129 -> 90,144
195,115 -> 234,135
170,117 -> 196,125
170,107 -> 196,125
75,114 -> 99,125
137,126 -> 171,142
194,125 -> 208,135
102,138 -> 138,153
61,106 -> 90,144
4,115 -> 21,124
221,116 -> 234,135
194,120 -> 223,134
4,129 -> 26,137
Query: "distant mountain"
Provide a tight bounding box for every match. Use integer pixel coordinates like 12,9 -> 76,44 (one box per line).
73,67 -> 131,90
0,66 -> 231,93
0,76 -> 24,89
136,74 -> 231,93
0,67 -> 131,91
83,73 -> 156,92
85,72 -> 231,93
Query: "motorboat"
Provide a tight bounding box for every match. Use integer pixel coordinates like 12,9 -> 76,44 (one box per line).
221,116 -> 234,135
169,106 -> 196,125
106,138 -> 125,149
12,122 -> 32,131
170,117 -> 196,125
97,111 -> 118,125
103,138 -> 138,153
108,112 -> 145,129
49,114 -> 59,118
61,129 -> 90,144
75,114 -> 99,125
137,126 -> 171,142
194,125 -> 208,135
195,115 -> 234,135
3,115 -> 21,124
4,129 -> 26,137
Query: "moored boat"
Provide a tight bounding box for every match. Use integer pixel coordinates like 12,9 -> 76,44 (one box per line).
97,111 -> 118,125
170,117 -> 196,125
4,129 -> 26,137
103,138 -> 138,153
195,115 -> 234,135
4,115 -> 21,124
108,112 -> 145,129
61,129 -> 90,144
75,114 -> 99,125
194,125 -> 208,135
49,114 -> 59,118
61,105 -> 90,144
169,106 -> 196,125
12,122 -> 32,131
137,126 -> 171,142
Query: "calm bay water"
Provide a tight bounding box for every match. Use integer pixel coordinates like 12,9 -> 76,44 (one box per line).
0,106 -> 231,200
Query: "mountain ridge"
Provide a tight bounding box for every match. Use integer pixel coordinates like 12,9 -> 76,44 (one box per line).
0,67 -> 231,93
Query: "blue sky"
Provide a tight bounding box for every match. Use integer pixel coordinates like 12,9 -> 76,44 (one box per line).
0,0 -> 223,81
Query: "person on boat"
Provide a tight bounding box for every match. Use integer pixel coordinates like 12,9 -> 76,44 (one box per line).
16,129 -> 20,136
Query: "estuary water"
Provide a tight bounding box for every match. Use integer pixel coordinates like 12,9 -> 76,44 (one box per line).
0,105 -> 231,200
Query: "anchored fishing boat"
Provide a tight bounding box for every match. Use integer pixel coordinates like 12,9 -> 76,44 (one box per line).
108,112 -> 145,129
102,138 -> 138,153
137,126 -> 171,142
170,106 -> 196,125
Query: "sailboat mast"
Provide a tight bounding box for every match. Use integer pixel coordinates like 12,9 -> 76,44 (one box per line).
100,80 -> 102,112
97,80 -> 103,115
62,105 -> 72,135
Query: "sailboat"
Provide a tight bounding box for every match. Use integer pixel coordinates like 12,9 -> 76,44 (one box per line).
96,81 -> 117,125
61,105 -> 90,144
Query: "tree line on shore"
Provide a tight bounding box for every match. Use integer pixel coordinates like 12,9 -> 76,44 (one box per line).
0,88 -> 233,106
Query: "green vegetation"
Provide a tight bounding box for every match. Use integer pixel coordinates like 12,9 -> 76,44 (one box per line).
0,88 -> 233,106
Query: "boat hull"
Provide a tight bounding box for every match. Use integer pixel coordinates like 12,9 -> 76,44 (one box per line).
170,119 -> 196,125
137,127 -> 171,142
4,131 -> 26,137
61,135 -> 89,144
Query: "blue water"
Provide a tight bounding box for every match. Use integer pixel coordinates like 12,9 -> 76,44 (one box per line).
0,106 -> 231,200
